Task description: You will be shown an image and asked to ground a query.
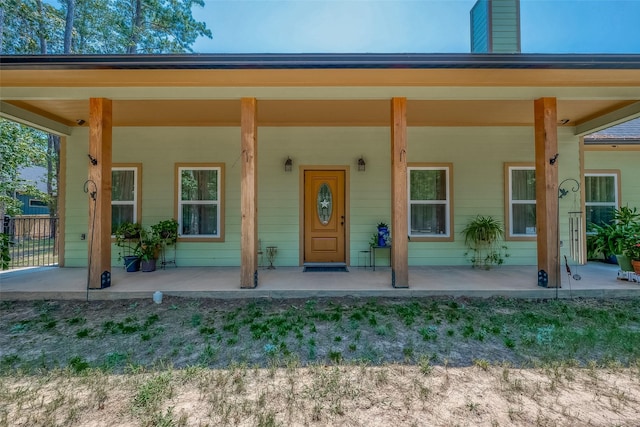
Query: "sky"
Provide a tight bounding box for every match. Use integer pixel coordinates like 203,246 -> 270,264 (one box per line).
190,0 -> 640,54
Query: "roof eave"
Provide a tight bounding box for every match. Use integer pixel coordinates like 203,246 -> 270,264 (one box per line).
2,53 -> 640,70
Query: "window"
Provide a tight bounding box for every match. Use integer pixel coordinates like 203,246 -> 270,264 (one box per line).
585,172 -> 619,228
176,164 -> 224,240
29,199 -> 47,208
506,164 -> 536,239
408,164 -> 452,240
112,165 -> 140,234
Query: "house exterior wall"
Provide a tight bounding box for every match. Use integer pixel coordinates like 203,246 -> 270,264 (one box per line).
63,125 -> 581,268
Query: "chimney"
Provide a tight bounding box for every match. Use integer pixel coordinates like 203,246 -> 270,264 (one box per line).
470,0 -> 521,53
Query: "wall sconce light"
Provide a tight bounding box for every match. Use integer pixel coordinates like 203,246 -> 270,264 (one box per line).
357,157 -> 366,172
284,157 -> 293,172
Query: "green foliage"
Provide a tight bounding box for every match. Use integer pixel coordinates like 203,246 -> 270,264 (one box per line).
369,232 -> 378,248
1,0 -> 212,55
114,220 -> 175,262
114,221 -> 142,240
0,119 -> 51,216
588,206 -> 640,258
151,219 -> 179,244
462,215 -> 509,269
68,356 -> 90,373
0,0 -> 61,54
0,233 -> 11,270
114,221 -> 143,259
137,227 -> 163,261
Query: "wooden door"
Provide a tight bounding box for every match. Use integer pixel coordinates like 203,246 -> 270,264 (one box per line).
304,170 -> 346,263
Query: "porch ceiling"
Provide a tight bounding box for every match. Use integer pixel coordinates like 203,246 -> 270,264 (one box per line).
4,98 -> 636,128
2,54 -> 639,129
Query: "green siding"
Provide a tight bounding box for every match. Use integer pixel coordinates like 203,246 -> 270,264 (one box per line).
259,127 -> 391,267
63,125 -> 582,268
491,0 -> 519,53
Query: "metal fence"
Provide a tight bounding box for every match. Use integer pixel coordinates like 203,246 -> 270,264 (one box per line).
3,216 -> 59,268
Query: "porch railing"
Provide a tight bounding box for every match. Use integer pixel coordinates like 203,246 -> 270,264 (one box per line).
3,216 -> 59,268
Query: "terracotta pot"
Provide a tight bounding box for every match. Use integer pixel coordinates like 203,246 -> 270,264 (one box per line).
633,259 -> 640,275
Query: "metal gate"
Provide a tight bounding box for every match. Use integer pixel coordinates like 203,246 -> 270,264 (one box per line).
3,216 -> 59,268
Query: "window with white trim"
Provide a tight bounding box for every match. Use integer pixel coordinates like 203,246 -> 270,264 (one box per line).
178,165 -> 221,238
408,165 -> 451,238
507,165 -> 536,238
585,172 -> 619,228
111,166 -> 138,234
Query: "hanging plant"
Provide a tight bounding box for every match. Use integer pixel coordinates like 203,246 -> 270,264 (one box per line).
462,215 -> 508,269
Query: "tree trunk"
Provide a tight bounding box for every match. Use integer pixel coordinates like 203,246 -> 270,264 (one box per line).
0,7 -> 5,54
46,134 -> 60,215
36,0 -> 48,54
127,0 -> 143,54
64,0 -> 75,53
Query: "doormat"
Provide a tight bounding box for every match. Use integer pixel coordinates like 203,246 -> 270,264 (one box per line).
303,263 -> 349,272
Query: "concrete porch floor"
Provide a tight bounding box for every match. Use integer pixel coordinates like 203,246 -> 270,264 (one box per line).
1,262 -> 639,301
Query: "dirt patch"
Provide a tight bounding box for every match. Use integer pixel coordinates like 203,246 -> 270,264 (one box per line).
1,364 -> 639,426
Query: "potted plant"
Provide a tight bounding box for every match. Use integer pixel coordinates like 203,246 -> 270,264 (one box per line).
369,232 -> 379,248
462,215 -> 508,270
588,206 -> 640,271
151,218 -> 179,244
137,227 -> 162,272
114,221 -> 142,272
625,232 -> 640,274
377,222 -> 390,247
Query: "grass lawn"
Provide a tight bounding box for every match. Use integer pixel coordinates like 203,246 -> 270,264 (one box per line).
1,296 -> 640,426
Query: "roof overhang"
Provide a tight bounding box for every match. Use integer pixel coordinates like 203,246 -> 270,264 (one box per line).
2,53 -> 640,132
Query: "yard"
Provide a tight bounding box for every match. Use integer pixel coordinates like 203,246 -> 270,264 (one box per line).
1,296 -> 640,426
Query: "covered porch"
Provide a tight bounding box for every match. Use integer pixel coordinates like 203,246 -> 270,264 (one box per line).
1,263 -> 638,301
2,54 -> 639,292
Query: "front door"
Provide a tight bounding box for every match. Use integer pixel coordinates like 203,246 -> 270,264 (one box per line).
304,170 -> 346,263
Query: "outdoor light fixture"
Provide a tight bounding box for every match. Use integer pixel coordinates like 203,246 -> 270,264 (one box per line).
76,119 -> 86,125
284,157 -> 293,172
357,157 -> 366,171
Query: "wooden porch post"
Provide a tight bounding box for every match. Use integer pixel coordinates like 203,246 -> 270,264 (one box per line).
534,97 -> 559,288
88,98 -> 112,289
240,97 -> 258,288
391,97 -> 409,288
